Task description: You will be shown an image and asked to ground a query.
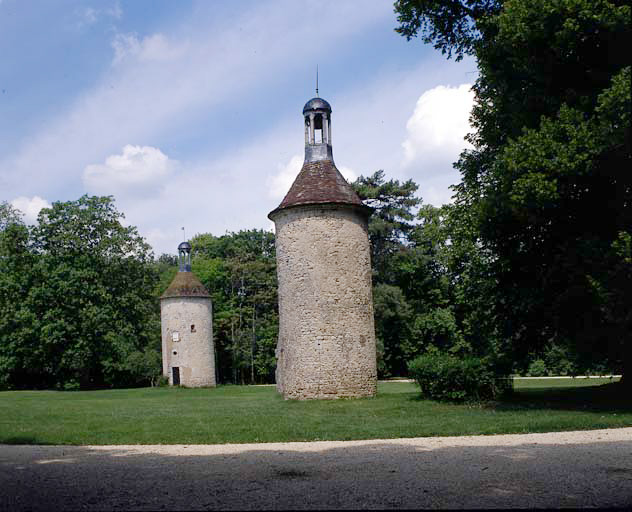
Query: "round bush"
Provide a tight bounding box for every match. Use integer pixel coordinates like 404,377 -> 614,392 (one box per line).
408,351 -> 506,402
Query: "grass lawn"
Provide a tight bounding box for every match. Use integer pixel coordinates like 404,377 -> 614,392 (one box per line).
0,379 -> 629,445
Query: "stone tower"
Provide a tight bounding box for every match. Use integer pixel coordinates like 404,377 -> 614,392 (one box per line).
268,95 -> 377,399
160,242 -> 216,387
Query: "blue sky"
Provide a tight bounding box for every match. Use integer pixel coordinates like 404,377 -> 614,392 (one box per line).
0,0 -> 477,255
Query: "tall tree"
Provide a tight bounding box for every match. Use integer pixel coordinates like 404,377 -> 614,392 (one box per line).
189,229 -> 277,384
395,0 -> 631,381
0,203 -> 36,389
0,196 -> 160,389
353,170 -> 421,283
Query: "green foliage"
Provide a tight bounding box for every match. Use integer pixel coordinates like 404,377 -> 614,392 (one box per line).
527,359 -> 548,377
408,350 -> 506,402
353,173 -> 468,377
189,229 -> 277,384
353,170 -> 421,282
394,0 -> 502,61
0,196 -> 160,390
395,0 -> 631,381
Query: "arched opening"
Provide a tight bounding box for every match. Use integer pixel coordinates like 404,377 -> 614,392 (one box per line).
314,114 -> 323,144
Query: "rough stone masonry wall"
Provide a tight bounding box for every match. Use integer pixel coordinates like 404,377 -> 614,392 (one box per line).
160,297 -> 216,387
274,205 -> 377,399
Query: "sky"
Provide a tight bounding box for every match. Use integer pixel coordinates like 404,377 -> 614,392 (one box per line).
0,0 -> 477,256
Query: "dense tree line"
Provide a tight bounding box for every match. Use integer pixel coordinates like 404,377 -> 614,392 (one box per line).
0,197 -> 160,390
0,0 -> 627,391
395,0 -> 630,386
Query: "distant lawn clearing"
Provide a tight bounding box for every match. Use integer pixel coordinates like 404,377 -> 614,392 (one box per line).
0,379 -> 629,445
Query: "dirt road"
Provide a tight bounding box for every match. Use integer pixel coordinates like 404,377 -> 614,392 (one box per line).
2,428 -> 631,509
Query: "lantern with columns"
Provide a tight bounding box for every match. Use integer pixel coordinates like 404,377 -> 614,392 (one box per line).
303,97 -> 333,163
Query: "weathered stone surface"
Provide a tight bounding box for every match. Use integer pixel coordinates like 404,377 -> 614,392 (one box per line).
272,204 -> 377,399
160,296 -> 215,387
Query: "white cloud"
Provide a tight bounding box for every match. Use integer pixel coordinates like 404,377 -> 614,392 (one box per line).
0,1 -> 389,202
111,33 -> 186,65
10,196 -> 51,224
76,3 -> 121,29
402,84 -> 474,167
338,166 -> 358,184
0,0 -> 477,253
267,154 -> 302,199
83,145 -> 175,197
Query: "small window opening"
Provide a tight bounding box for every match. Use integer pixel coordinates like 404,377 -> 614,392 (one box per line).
190,324 -> 196,333
172,350 -> 177,356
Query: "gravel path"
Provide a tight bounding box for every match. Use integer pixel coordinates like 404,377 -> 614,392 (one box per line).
2,428 -> 631,510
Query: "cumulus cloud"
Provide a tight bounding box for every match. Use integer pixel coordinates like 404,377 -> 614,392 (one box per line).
11,196 -> 51,224
83,144 -> 175,197
402,84 -> 474,167
267,154 -> 302,200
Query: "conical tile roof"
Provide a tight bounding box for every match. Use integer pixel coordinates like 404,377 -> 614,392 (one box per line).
160,271 -> 210,299
269,160 -> 369,218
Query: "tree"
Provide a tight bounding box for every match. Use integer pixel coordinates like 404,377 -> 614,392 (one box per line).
395,0 -> 501,61
0,203 -> 36,389
188,229 -> 278,384
0,195 -> 160,389
395,0 -> 631,382
353,174 -> 466,376
352,170 -> 421,283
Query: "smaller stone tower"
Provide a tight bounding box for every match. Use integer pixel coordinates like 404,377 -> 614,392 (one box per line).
160,242 -> 216,387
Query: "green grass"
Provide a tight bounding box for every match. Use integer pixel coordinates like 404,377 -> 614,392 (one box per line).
0,379 -> 629,445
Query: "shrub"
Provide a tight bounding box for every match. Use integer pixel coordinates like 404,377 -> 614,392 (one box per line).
527,359 -> 548,377
407,351 -> 506,402
154,375 -> 169,387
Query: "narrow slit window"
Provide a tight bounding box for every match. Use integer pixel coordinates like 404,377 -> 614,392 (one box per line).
190,324 -> 196,333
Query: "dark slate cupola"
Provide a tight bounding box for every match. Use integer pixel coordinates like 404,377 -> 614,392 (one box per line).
268,95 -> 370,219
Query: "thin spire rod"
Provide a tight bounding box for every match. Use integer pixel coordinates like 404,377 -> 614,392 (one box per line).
182,226 -> 185,242
316,65 -> 319,97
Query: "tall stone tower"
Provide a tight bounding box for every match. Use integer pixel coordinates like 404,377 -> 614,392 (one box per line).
160,242 -> 216,387
268,95 -> 377,399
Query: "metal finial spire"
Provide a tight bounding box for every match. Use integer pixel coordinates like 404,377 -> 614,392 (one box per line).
316,65 -> 319,97
182,226 -> 185,242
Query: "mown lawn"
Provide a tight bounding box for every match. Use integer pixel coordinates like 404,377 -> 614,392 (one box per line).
0,379 -> 629,445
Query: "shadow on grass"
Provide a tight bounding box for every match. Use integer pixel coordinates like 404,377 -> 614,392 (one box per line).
407,382 -> 632,413
495,382 -> 632,413
1,436 -> 49,445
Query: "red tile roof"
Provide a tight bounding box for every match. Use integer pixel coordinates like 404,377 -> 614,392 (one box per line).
269,160 -> 369,218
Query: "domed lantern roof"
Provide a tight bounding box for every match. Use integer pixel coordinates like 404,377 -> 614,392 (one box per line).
303,97 -> 332,114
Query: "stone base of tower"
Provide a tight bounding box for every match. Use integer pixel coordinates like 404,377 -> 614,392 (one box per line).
276,343 -> 377,399
272,205 -> 377,400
